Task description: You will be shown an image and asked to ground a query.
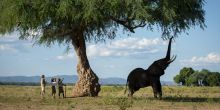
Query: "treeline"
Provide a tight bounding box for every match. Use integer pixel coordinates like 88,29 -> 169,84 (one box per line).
174,67 -> 220,86
0,82 -> 74,86
0,82 -> 40,86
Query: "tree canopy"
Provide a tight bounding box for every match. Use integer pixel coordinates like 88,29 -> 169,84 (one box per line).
0,0 -> 206,45
174,67 -> 220,86
174,67 -> 195,85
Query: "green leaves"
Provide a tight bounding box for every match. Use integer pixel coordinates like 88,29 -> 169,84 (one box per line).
0,0 -> 206,46
174,67 -> 220,86
174,67 -> 195,85
0,0 -> 18,33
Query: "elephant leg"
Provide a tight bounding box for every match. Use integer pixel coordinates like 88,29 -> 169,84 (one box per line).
128,88 -> 134,97
153,87 -> 158,98
152,80 -> 162,99
157,81 -> 162,99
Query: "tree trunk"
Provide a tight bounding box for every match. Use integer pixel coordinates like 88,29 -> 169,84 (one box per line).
71,31 -> 100,97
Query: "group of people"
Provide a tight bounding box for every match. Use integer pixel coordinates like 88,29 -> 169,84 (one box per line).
40,75 -> 66,98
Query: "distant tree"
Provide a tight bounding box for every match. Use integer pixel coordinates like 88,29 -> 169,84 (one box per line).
206,72 -> 220,86
174,67 -> 195,85
0,0 -> 206,97
186,71 -> 200,86
174,67 -> 220,86
173,74 -> 181,84
185,70 -> 208,86
199,69 -> 211,86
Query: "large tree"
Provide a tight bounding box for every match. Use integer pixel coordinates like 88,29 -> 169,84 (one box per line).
0,0 -> 206,97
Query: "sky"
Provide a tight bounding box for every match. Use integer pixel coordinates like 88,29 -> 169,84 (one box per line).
0,1 -> 220,81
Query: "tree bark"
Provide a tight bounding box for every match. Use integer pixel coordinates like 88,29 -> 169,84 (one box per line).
71,31 -> 100,97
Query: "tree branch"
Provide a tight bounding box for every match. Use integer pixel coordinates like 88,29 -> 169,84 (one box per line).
132,21 -> 146,29
43,28 -> 73,38
109,16 -> 146,33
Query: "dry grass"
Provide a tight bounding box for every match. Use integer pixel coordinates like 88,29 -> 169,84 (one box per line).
0,85 -> 219,110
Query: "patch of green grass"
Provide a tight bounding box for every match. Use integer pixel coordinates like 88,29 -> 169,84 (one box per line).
103,96 -> 133,110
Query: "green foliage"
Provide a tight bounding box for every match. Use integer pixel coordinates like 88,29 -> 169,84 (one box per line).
186,72 -> 198,86
174,67 -> 195,85
0,0 -> 206,46
207,72 -> 220,86
174,67 -> 220,86
173,74 -> 180,84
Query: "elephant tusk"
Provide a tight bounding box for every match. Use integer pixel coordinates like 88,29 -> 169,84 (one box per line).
168,55 -> 177,63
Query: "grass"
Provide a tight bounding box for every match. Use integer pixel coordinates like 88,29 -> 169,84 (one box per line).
0,85 -> 219,110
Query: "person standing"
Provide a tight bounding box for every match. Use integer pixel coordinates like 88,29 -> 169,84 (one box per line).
51,78 -> 57,98
58,78 -> 66,98
40,75 -> 46,97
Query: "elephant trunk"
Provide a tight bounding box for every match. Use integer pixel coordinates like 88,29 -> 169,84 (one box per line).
165,37 -> 173,60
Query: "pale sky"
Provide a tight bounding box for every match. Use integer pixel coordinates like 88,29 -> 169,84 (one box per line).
0,0 -> 220,81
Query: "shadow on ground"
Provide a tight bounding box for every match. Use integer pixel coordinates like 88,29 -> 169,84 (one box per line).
130,96 -> 220,103
162,97 -> 220,102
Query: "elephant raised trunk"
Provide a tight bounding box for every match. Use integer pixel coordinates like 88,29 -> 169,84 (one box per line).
165,37 -> 176,64
165,37 -> 173,60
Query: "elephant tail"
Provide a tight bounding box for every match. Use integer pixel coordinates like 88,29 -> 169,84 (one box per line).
124,80 -> 128,95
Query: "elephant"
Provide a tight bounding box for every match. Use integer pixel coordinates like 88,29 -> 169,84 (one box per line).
125,37 -> 176,99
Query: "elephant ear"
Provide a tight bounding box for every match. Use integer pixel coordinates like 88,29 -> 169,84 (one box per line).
156,58 -> 170,70
148,56 -> 176,76
147,59 -> 166,76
